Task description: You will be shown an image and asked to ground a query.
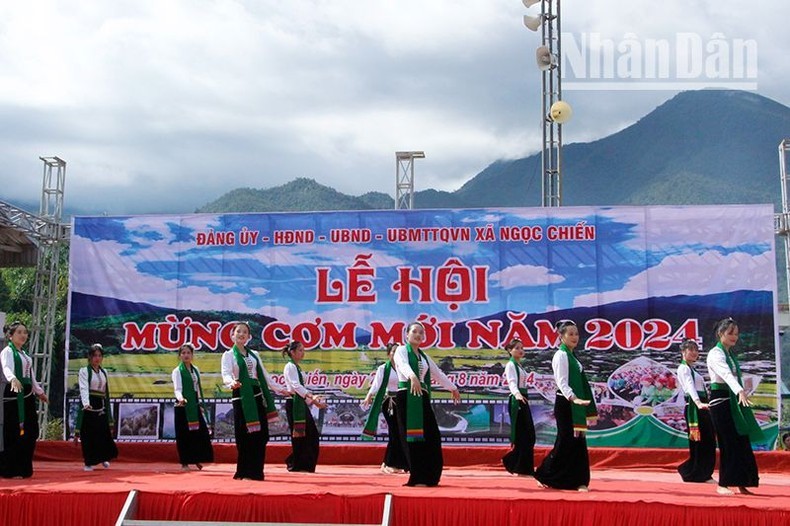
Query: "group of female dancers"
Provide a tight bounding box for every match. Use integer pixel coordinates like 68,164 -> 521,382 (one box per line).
0,317 -> 764,493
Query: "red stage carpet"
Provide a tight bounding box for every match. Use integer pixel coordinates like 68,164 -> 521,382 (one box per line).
0,442 -> 787,526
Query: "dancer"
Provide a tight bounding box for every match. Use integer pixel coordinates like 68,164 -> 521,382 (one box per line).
75,343 -> 118,471
282,340 -> 326,473
534,320 -> 597,492
361,343 -> 408,474
676,338 -> 715,483
706,317 -> 762,495
220,321 -> 284,480
0,321 -> 48,478
502,338 -> 536,476
172,343 -> 214,471
393,321 -> 461,487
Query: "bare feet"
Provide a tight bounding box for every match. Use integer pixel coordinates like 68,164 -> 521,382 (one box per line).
705,478 -> 717,484
717,486 -> 734,495
536,480 -> 547,489
381,463 -> 397,475
738,487 -> 754,495
196,463 -> 203,470
577,485 -> 589,492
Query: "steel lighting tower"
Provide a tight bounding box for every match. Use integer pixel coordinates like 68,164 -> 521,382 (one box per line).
523,0 -> 571,207
395,151 -> 425,210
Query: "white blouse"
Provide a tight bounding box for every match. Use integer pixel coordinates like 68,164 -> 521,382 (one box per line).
172,365 -> 201,403
706,346 -> 744,395
392,345 -> 457,392
552,349 -> 582,401
283,361 -> 311,399
365,362 -> 400,399
504,359 -> 529,396
220,348 -> 278,391
78,366 -> 108,407
0,345 -> 44,395
676,362 -> 706,404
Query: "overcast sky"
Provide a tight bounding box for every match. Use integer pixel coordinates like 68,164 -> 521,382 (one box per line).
1,1 -> 788,215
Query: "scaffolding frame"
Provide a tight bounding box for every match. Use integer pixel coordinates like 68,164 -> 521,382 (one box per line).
776,139 -> 790,310
0,157 -> 68,436
395,151 -> 425,210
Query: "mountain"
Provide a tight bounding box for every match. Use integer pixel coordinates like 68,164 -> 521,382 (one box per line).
450,90 -> 790,208
196,178 -> 390,213
197,90 -> 790,212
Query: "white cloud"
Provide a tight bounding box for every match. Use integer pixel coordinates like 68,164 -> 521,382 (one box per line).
0,1 -> 787,214
573,249 -> 775,307
490,264 -> 565,290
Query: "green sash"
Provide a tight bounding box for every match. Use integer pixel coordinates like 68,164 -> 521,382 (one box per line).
289,359 -> 307,438
75,366 -> 113,435
507,357 -> 528,444
560,344 -> 597,435
233,345 -> 277,433
9,342 -> 32,436
399,344 -> 431,443
179,362 -> 204,431
680,360 -> 706,441
714,342 -> 764,442
361,361 -> 392,439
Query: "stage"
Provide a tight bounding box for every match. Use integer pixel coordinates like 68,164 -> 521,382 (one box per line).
0,442 -> 788,525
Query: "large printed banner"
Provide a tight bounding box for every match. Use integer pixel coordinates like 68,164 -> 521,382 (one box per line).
65,205 -> 781,448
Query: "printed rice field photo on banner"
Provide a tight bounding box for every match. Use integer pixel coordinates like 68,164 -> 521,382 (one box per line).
65,205 -> 782,447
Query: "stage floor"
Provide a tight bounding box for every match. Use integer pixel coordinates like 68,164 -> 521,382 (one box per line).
2,444 -> 789,525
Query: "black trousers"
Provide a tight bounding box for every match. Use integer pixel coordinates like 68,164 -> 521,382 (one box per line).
381,396 -> 408,470
502,396 -> 536,475
677,404 -> 716,482
285,398 -> 320,472
395,390 -> 443,486
80,394 -> 118,467
232,387 -> 269,480
174,404 -> 214,466
709,389 -> 758,488
534,394 -> 590,489
1,384 -> 38,479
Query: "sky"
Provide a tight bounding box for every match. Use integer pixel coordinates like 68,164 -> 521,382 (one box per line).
1,0 -> 788,216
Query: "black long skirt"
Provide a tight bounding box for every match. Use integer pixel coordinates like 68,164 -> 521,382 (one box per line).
1,384 -> 38,478
174,404 -> 214,466
534,394 -> 590,489
382,396 -> 408,470
80,394 -> 118,467
502,396 -> 536,475
394,390 -> 443,486
709,389 -> 759,488
677,404 -> 716,483
285,398 -> 320,472
232,387 -> 269,480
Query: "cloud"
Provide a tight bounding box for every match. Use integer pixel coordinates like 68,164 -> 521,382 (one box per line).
0,1 -> 787,214
490,264 -> 565,290
573,249 -> 774,307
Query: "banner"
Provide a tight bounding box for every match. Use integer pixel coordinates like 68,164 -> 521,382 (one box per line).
65,205 -> 781,447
